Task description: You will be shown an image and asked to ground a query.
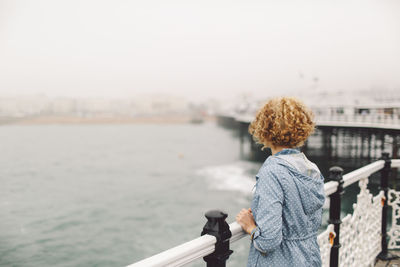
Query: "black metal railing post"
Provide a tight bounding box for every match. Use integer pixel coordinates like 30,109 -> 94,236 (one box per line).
377,152 -> 397,260
328,166 -> 344,267
201,210 -> 233,267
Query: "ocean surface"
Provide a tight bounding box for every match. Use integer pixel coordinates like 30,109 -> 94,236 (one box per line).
0,123 -> 387,267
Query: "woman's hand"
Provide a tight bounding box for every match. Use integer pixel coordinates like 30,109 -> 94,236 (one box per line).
236,208 -> 257,234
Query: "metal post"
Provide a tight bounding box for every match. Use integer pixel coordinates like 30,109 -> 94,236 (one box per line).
328,166 -> 344,267
201,210 -> 233,267
377,152 -> 397,260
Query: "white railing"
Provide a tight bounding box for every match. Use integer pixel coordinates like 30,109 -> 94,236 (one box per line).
342,160 -> 384,188
128,159 -> 398,267
235,114 -> 400,131
318,224 -> 336,267
316,114 -> 400,130
388,159 -> 400,249
339,179 -> 383,267
392,159 -> 400,168
388,189 -> 400,249
129,222 -> 246,267
316,114 -> 400,125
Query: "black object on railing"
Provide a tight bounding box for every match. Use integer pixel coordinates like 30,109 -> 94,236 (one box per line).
201,210 -> 233,267
377,152 -> 397,260
328,166 -> 344,267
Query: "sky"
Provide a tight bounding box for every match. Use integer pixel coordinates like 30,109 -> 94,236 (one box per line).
0,0 -> 399,101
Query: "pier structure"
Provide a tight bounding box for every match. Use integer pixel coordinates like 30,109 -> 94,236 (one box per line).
216,101 -> 400,158
232,113 -> 400,164
128,156 -> 400,267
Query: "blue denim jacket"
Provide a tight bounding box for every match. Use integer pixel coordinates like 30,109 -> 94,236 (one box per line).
248,149 -> 325,267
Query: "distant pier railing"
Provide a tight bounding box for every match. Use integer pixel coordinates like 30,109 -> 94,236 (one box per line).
316,114 -> 400,131
128,155 -> 400,267
235,114 -> 400,131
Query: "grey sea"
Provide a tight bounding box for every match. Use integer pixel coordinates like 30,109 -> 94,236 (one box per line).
0,123 -> 260,267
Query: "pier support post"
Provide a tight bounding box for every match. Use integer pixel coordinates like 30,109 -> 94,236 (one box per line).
377,153 -> 397,260
328,166 -> 344,267
201,210 -> 233,267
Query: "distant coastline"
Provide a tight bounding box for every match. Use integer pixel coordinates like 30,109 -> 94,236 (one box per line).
0,115 -> 216,125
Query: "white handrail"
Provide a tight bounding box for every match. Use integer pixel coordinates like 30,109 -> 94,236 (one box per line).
316,120 -> 400,131
342,160 -> 385,188
324,160 -> 385,195
229,221 -> 247,243
234,114 -> 400,131
128,222 -> 248,267
392,159 -> 400,168
324,181 -> 339,197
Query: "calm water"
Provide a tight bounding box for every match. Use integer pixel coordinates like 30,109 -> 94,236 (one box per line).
0,123 -> 392,267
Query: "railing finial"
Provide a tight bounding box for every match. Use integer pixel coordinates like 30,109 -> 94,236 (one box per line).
201,210 -> 233,267
329,166 -> 344,180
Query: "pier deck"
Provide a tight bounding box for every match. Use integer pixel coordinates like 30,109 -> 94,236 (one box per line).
375,251 -> 400,267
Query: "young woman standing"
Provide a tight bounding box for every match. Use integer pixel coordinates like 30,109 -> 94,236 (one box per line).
236,97 -> 325,267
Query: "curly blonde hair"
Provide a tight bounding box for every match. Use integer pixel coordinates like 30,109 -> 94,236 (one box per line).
249,97 -> 315,149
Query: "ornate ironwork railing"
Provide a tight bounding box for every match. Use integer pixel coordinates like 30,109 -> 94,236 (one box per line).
388,190 -> 400,249
128,155 -> 400,267
388,157 -> 400,250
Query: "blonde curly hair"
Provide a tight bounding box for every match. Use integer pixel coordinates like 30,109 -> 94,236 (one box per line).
249,97 -> 315,149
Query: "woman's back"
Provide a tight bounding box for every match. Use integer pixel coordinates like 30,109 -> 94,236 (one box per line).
248,149 -> 325,266
274,150 -> 325,237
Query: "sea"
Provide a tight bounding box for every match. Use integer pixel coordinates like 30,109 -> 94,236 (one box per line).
0,122 -> 389,267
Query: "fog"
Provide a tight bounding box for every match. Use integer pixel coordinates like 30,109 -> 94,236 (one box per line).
0,0 -> 399,101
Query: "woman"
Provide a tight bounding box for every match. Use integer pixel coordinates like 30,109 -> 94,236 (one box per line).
236,97 -> 325,267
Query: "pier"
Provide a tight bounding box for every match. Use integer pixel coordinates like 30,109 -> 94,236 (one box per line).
233,114 -> 400,165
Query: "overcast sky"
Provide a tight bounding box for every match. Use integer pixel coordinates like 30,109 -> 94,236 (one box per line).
0,0 -> 399,101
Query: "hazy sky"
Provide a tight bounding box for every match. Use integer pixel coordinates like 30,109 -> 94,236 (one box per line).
0,0 -> 399,101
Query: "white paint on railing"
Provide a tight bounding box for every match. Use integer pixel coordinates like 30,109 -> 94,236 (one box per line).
234,114 -> 400,130
342,160 -> 385,188
316,120 -> 400,131
339,178 -> 383,267
388,189 -> 400,249
392,159 -> 400,168
323,160 -> 385,195
316,114 -> 400,126
229,221 -> 247,243
310,114 -> 400,130
128,222 -> 248,267
324,181 -> 339,197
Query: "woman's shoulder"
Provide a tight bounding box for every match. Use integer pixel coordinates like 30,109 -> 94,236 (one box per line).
261,155 -> 292,170
254,157 -> 288,195
257,156 -> 291,181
